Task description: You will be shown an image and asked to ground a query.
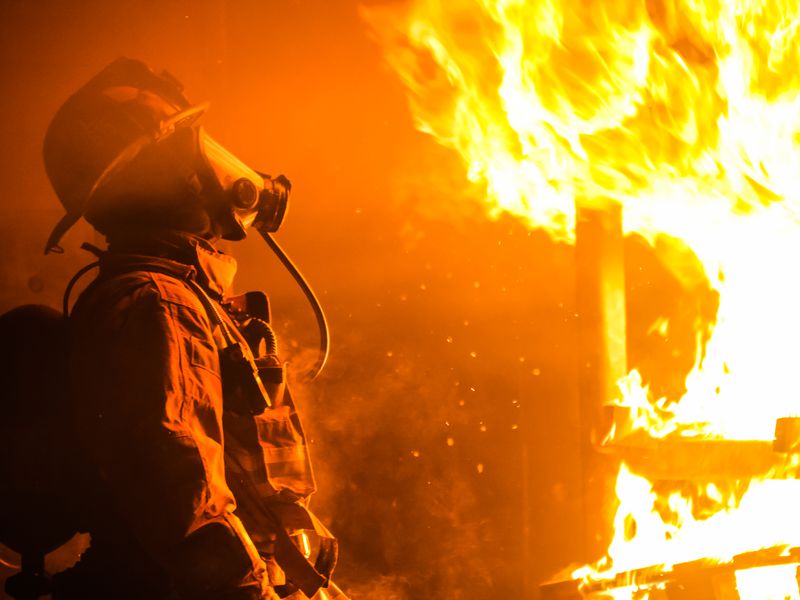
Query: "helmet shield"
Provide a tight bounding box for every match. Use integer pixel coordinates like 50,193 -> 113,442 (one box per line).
199,130 -> 290,239
200,130 -> 265,232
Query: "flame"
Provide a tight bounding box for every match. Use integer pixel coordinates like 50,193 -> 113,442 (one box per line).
364,0 -> 800,434
595,465 -> 800,572
366,0 -> 800,595
736,564 -> 800,600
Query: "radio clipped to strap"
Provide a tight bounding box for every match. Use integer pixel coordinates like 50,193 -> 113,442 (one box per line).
224,291 -> 284,388
187,280 -> 272,415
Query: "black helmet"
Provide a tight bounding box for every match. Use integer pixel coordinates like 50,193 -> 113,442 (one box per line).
43,58 -> 280,253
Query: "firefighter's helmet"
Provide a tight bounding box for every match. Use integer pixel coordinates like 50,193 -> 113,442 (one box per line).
43,58 -> 284,253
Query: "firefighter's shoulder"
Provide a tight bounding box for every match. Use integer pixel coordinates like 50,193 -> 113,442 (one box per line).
73,258 -> 205,323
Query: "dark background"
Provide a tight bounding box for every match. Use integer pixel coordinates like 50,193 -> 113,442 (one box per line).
0,1 -> 639,597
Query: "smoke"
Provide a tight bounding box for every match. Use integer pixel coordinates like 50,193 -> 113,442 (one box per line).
342,574 -> 410,600
268,188 -> 586,598
267,180 -> 717,597
288,335 -> 495,597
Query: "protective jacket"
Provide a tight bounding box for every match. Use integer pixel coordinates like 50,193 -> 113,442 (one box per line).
53,232 -> 325,599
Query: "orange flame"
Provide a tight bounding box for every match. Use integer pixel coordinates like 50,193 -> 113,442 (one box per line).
366,0 -> 800,594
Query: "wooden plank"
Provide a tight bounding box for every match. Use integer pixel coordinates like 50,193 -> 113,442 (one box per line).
608,437 -> 779,480
601,406 -> 787,480
541,546 -> 799,599
539,579 -> 582,600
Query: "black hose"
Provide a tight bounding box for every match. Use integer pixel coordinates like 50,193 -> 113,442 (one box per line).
62,261 -> 99,317
258,231 -> 330,381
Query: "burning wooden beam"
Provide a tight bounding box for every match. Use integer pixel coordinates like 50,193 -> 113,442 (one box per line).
541,545 -> 800,599
600,407 -> 800,480
608,437 -> 783,481
575,199 -> 627,563
774,417 -> 800,453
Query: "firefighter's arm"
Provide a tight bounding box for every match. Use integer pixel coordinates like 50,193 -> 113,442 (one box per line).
78,277 -> 273,599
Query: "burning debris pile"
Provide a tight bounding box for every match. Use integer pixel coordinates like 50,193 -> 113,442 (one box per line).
365,0 -> 800,597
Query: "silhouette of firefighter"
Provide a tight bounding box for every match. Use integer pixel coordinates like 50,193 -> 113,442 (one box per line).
0,58 -> 338,600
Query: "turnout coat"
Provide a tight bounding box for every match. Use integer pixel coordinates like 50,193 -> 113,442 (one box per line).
55,232 -> 330,600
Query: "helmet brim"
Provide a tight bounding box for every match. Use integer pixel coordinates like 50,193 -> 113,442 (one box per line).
45,102 -> 208,254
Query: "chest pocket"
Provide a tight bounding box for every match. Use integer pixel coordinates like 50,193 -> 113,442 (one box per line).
223,361 -> 316,501
189,335 -> 220,374
254,369 -> 316,499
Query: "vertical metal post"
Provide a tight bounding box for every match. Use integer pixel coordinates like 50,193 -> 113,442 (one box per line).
575,199 -> 626,563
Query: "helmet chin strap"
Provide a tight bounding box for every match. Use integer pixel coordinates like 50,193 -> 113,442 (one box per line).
257,229 -> 330,381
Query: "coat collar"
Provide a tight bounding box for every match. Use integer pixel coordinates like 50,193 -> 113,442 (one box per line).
103,231 -> 238,298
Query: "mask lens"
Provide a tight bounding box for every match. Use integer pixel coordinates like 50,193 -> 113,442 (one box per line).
232,178 -> 259,209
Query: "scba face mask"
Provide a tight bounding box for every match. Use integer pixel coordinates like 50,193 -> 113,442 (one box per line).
199,130 -> 290,240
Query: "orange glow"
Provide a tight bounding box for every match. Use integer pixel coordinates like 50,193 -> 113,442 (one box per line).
365,0 -> 800,593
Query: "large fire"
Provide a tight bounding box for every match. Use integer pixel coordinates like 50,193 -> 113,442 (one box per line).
365,0 -> 800,596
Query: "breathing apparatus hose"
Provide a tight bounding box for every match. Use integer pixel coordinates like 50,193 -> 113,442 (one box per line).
62,259 -> 100,317
258,230 -> 330,381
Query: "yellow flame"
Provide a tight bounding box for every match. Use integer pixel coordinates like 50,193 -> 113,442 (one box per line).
736,564 -> 800,600
366,0 -> 800,591
593,465 -> 800,573
365,0 -> 800,433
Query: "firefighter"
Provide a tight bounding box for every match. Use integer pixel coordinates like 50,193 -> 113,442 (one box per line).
41,58 -> 335,600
